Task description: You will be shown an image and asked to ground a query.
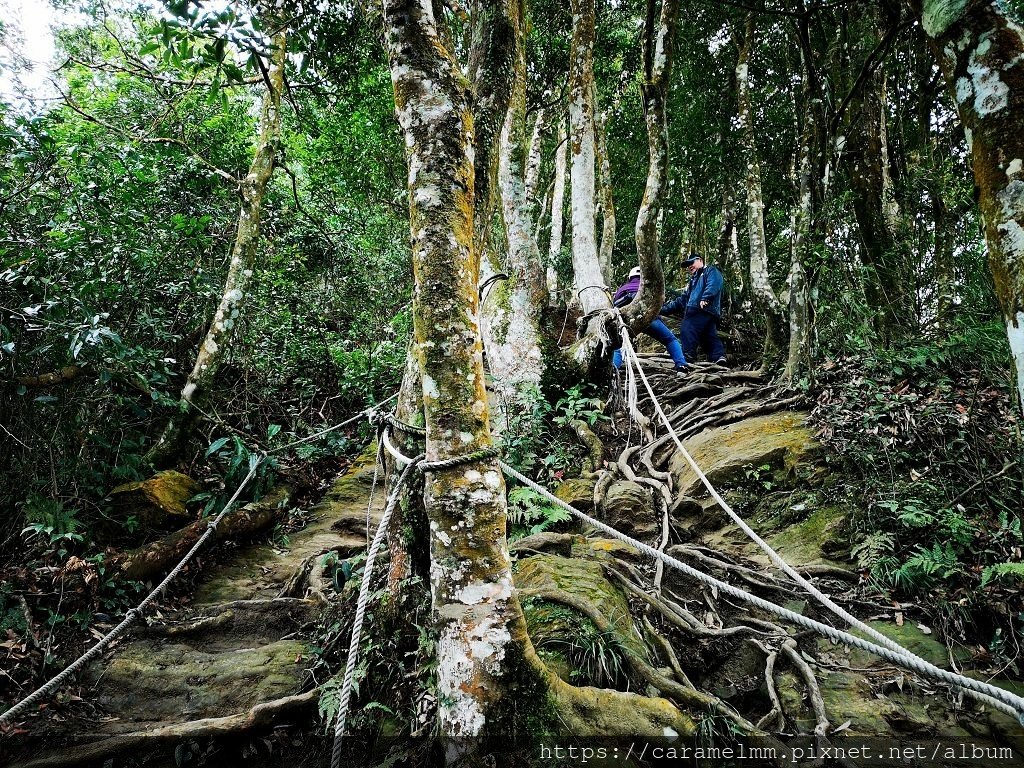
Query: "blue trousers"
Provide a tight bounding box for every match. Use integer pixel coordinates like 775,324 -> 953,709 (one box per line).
613,318 -> 687,368
680,310 -> 725,362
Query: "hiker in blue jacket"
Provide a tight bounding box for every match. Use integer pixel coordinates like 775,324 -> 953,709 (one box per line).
612,266 -> 689,373
661,254 -> 727,365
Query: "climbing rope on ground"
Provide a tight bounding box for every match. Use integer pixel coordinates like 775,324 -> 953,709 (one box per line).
329,436 -> 502,768
380,404 -> 1024,722
616,322 -> 1021,719
0,455 -> 265,726
0,391 -> 399,728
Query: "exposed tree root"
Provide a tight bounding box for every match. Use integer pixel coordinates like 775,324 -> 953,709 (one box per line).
519,585 -> 764,738
570,418 -> 605,474
114,485 -> 293,582
9,690 -> 318,768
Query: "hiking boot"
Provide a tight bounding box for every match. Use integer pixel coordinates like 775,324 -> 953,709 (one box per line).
674,364 -> 691,374
714,357 -> 728,366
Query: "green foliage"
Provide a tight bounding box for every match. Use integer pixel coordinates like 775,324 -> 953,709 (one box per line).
501,381 -> 608,482
192,435 -> 278,516
533,608 -> 628,690
506,487 -> 572,539
813,346 -> 1024,628
552,384 -> 608,428
981,562 -> 1024,588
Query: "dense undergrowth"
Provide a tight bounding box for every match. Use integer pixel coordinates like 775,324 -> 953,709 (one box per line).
810,319 -> 1024,662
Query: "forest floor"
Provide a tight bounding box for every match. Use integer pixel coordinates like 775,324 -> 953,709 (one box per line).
2,356 -> 1024,767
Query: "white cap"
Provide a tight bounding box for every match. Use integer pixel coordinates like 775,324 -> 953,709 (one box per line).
628,266 -> 642,279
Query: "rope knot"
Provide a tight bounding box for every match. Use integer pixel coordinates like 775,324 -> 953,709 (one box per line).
417,446 -> 501,474
367,409 -> 388,429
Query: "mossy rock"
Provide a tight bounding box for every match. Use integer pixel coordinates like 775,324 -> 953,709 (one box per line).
599,480 -> 659,541
669,411 -> 819,498
86,638 -> 308,726
848,621 -> 970,671
554,476 -> 597,513
516,554 -> 648,683
108,470 -> 200,529
766,506 -> 848,566
315,442 -> 382,511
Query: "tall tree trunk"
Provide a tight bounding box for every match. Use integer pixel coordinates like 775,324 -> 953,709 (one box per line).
784,35 -> 817,383
717,191 -> 744,317
484,0 -> 547,433
147,31 -> 286,467
524,107 -> 547,206
909,0 -> 1024,413
848,60 -> 908,339
622,0 -> 681,332
568,0 -> 606,316
735,13 -> 785,357
932,164 -> 955,328
595,85 -> 616,287
547,120 -> 568,303
468,0 -> 518,257
383,0 -> 533,756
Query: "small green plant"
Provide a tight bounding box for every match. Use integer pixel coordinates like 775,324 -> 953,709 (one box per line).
981,562 -> 1024,587
193,434 -> 277,516
537,622 -> 627,689
742,463 -> 774,491
552,384 -> 608,428
506,486 -> 572,539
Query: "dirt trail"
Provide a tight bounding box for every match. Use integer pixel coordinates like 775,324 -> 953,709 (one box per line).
4,449 -> 384,768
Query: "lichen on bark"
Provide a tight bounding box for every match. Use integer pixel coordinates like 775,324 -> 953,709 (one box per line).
912,0 -> 1024,412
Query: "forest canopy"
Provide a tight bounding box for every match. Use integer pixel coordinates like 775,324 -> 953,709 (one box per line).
1,0 -> 1024,764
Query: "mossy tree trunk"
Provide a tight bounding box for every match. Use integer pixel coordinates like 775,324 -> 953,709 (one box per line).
567,0 -> 606,317
382,0 -> 541,758
909,0 -> 1024,413
784,28 -> 822,384
595,85 -> 616,287
547,120 -> 568,303
147,31 -> 287,467
484,0 -> 547,433
735,13 -> 784,359
847,44 -> 908,340
620,0 -> 681,334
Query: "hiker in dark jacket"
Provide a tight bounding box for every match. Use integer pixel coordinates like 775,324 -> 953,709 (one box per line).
660,254 -> 726,365
612,266 -> 689,372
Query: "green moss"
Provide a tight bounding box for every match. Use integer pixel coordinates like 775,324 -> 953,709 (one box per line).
921,0 -> 969,38
767,506 -> 848,565
481,640 -> 561,758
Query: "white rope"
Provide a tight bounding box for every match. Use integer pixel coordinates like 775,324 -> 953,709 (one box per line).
619,327 -> 644,427
366,440 -> 384,548
272,392 -> 399,454
0,456 -> 265,725
617,329 -> 1021,720
330,457 -> 422,768
498,459 -> 1024,723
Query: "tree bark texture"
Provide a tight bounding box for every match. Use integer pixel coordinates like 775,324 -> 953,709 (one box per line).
622,0 -> 681,334
382,0 -> 537,757
468,0 -> 518,257
784,43 -> 817,383
847,61 -> 909,337
483,6 -> 548,432
148,32 -> 287,466
910,0 -> 1024,412
568,0 -> 608,315
595,85 -> 617,287
735,14 -> 779,318
547,120 -> 568,302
